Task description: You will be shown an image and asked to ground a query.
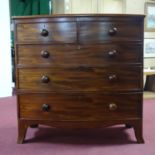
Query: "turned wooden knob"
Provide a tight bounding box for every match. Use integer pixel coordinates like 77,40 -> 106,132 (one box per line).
108,50 -> 117,57
109,103 -> 117,111
41,50 -> 50,58
41,29 -> 49,37
41,75 -> 50,83
108,27 -> 117,35
42,104 -> 50,112
108,74 -> 117,81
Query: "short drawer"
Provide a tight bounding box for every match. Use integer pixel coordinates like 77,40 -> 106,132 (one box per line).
79,21 -> 143,43
16,22 -> 77,43
17,43 -> 142,66
19,93 -> 142,121
17,66 -> 142,92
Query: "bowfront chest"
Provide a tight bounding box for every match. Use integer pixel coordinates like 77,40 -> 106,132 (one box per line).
13,14 -> 145,143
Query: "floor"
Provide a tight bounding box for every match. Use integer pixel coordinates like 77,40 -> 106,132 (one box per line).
143,91 -> 155,99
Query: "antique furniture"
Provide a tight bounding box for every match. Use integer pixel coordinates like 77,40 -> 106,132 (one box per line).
13,14 -> 145,144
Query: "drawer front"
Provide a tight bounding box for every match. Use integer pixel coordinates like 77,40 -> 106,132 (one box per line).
16,22 -> 77,43
19,93 -> 142,121
17,44 -> 142,66
79,21 -> 143,43
18,66 -> 142,91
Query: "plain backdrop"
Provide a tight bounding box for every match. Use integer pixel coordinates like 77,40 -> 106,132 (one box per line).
0,0 -> 12,97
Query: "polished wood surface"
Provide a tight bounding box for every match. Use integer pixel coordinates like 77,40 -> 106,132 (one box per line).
19,93 -> 142,121
17,44 -> 142,66
17,66 -> 142,91
13,14 -> 144,144
16,22 -> 77,43
79,21 -> 143,43
12,14 -> 145,19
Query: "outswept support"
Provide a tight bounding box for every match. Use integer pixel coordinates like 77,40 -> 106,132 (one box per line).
132,121 -> 144,144
17,120 -> 29,144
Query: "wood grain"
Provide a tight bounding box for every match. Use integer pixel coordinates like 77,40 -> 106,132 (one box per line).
17,43 -> 143,67
79,20 -> 143,43
13,14 -> 144,143
16,22 -> 77,43
19,92 -> 142,121
17,66 -> 142,92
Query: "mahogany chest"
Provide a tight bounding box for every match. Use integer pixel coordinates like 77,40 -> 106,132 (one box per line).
13,14 -> 145,143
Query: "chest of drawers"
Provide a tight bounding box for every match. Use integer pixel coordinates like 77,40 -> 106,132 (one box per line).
13,14 -> 145,144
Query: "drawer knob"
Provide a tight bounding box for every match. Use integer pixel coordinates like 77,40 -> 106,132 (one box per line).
109,103 -> 117,111
41,29 -> 49,37
108,74 -> 117,81
41,50 -> 50,58
108,50 -> 117,57
41,75 -> 50,83
108,27 -> 117,35
42,104 -> 50,112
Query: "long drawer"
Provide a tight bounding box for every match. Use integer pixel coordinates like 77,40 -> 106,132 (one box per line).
19,92 -> 142,121
17,66 -> 142,92
16,22 -> 77,43
17,44 -> 142,67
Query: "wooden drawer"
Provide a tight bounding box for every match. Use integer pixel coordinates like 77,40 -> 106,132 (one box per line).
79,21 -> 143,43
16,22 -> 77,43
17,43 -> 142,67
17,66 -> 142,92
19,93 -> 142,121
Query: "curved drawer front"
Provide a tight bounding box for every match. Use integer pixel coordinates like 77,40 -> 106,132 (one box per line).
18,66 -> 142,92
16,22 -> 77,43
17,43 -> 142,66
79,21 -> 143,43
19,93 -> 142,121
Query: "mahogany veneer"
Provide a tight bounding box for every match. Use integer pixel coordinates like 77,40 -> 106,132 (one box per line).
13,14 -> 145,144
